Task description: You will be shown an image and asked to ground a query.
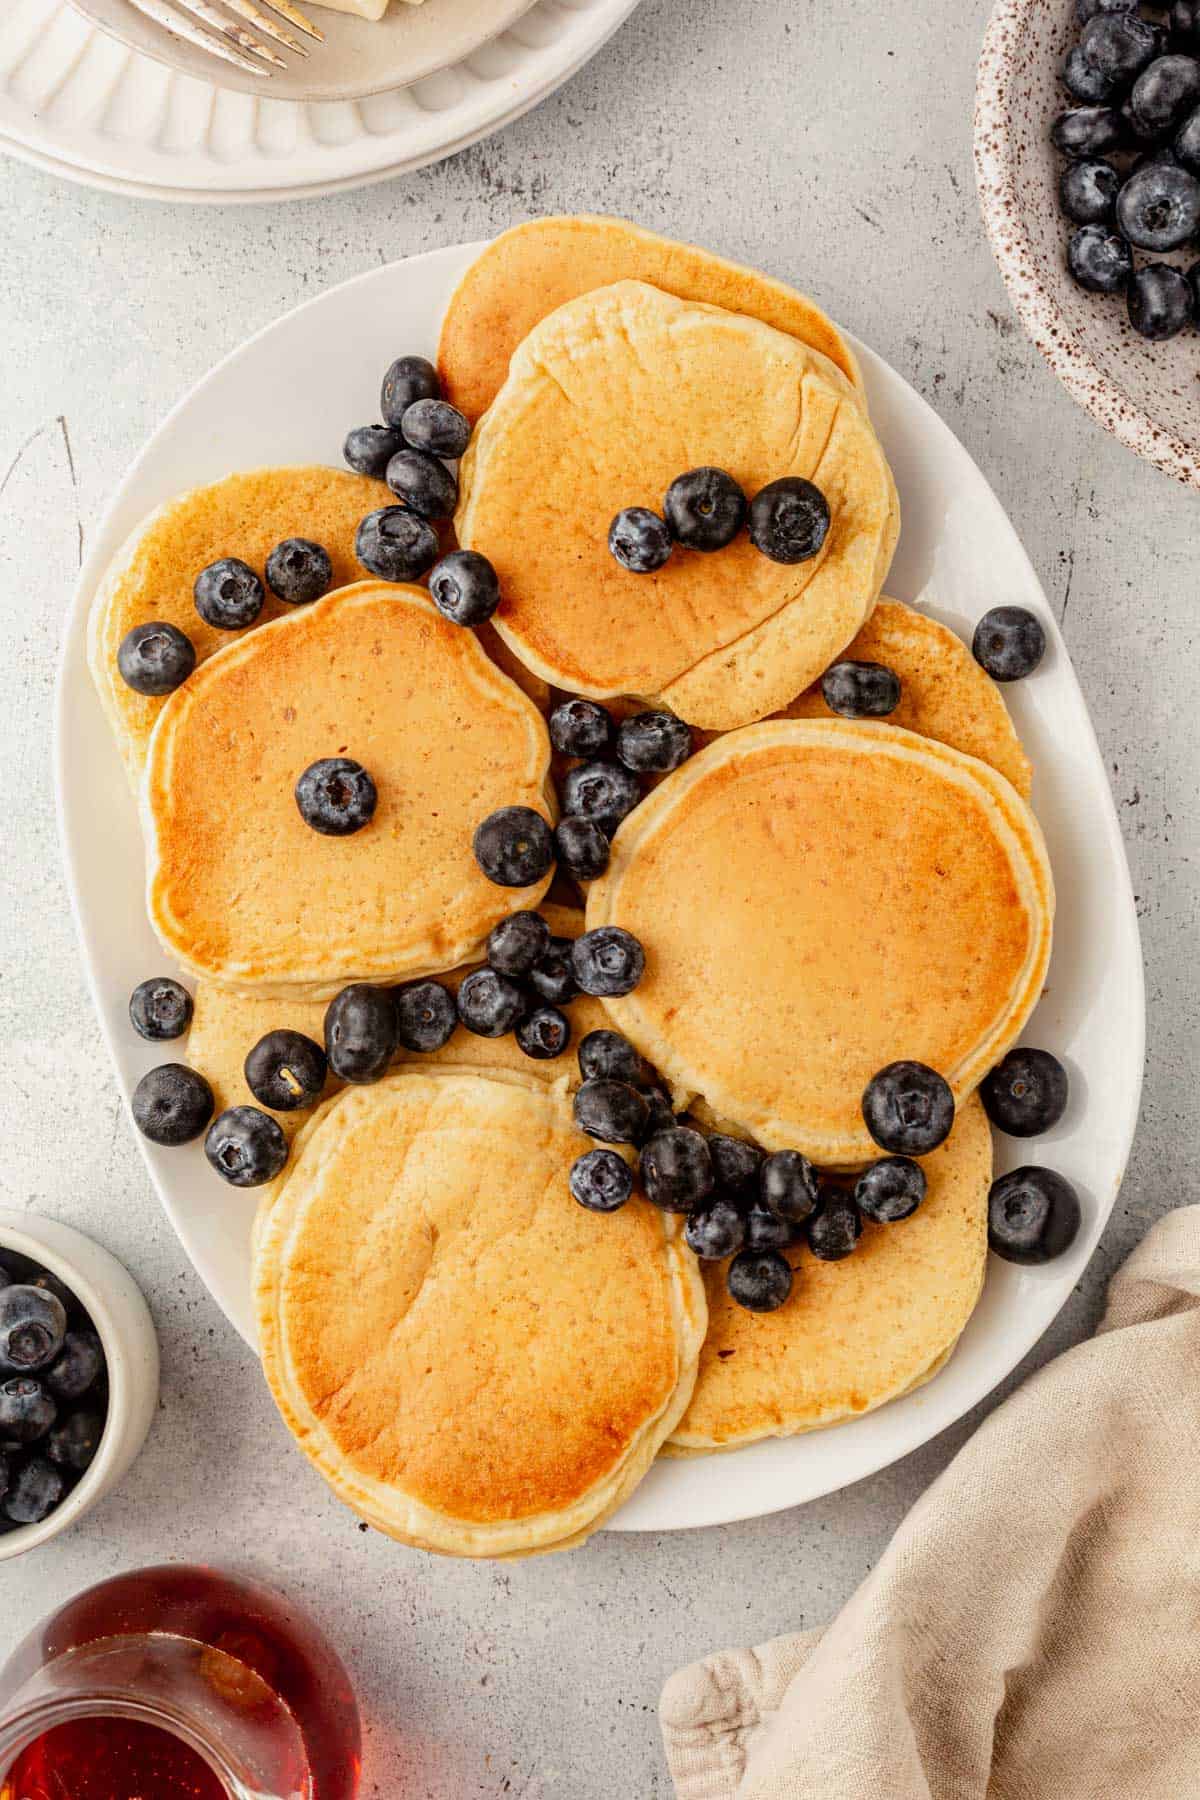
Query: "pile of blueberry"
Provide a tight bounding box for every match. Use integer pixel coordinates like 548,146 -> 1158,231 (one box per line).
609,468 -> 831,573
1053,0 -> 1200,338
116,535 -> 337,699
127,908 -> 647,1186
0,1256 -> 108,1532
472,695 -> 695,891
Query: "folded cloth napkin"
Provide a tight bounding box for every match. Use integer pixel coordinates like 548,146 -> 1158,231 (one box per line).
661,1206 -> 1200,1800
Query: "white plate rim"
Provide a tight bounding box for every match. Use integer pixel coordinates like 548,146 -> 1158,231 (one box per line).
55,240 -> 1145,1533
0,0 -> 644,203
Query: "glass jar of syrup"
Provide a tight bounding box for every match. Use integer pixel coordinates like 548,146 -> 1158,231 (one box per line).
0,1566 -> 361,1800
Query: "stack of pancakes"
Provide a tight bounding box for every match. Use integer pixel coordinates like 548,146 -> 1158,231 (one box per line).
88,217 -> 1053,1556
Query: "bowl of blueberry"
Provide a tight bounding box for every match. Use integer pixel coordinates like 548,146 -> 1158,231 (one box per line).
977,0 -> 1200,488
0,1212 -> 158,1559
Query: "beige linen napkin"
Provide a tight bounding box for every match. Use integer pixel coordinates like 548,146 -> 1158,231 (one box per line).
661,1206 -> 1200,1800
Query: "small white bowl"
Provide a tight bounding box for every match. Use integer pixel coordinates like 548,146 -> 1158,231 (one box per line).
0,1212 -> 159,1561
975,0 -> 1200,490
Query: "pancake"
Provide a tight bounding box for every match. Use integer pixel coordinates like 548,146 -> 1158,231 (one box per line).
87,467 -> 390,784
457,282 -> 898,732
253,1066 -> 706,1557
667,1095 -> 991,1452
587,719 -> 1053,1168
145,582 -> 554,999
185,905 -> 607,1139
437,215 -> 865,417
783,597 -> 1033,798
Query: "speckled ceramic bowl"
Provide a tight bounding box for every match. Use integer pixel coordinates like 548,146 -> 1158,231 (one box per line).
976,0 -> 1200,489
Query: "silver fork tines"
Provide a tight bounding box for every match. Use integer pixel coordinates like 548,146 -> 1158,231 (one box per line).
127,0 -> 323,77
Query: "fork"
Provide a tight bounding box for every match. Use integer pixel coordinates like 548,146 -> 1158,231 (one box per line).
126,0 -> 324,76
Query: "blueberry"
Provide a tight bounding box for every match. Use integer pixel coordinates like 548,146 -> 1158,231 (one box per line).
1174,0 -> 1200,40
401,398 -> 471,460
487,912 -> 551,978
44,1330 -> 104,1403
639,1126 -> 713,1213
23,1270 -> 76,1319
1051,106 -> 1127,157
1189,257 -> 1200,308
3,1455 -> 66,1526
1059,157 -> 1121,223
529,936 -> 579,1006
1076,0 -> 1136,19
972,606 -> 1047,680
205,1107 -> 287,1188
759,1149 -> 820,1223
980,1047 -> 1069,1136
685,1199 -> 746,1260
609,507 -> 674,573
549,698 -> 614,758
516,1006 -> 570,1060
748,477 -> 831,563
560,760 -> 642,834
806,1188 -> 863,1261
456,968 -> 526,1038
355,506 -> 439,583
820,660 -> 901,719
265,538 -> 333,606
574,1079 -> 649,1145
129,977 -> 192,1042
862,1061 -> 955,1155
855,1156 -> 927,1223
381,354 -> 440,427
193,557 -> 263,630
570,1148 -> 635,1213
1129,54 -> 1200,134
295,758 -> 377,836
116,623 -> 196,696
429,551 -> 500,626
1062,44 -> 1117,103
1175,102 -> 1200,168
0,1378 -> 56,1442
324,984 -> 397,1083
744,1203 -> 792,1252
727,1249 -> 793,1312
131,1064 -> 214,1146
394,980 -> 457,1053
639,1084 -> 677,1140
384,449 -> 458,521
571,926 -> 645,998
1116,159 -> 1200,246
707,1133 -> 763,1197
554,816 -> 610,882
343,424 -> 406,480
47,1408 -> 104,1473
577,1029 -> 650,1088
664,468 -> 746,551
616,711 -> 692,773
987,1166 -> 1082,1264
1128,262 -> 1195,336
1078,12 -> 1161,85
473,807 -> 555,887
244,1030 -> 327,1111
1067,221 -> 1133,293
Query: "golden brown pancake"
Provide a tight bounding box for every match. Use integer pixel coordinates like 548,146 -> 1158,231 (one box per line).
587,719 -> 1053,1167
253,1067 -> 706,1557
87,467 -> 389,783
438,215 -> 864,417
145,582 -> 554,998
667,1096 -> 991,1451
457,282 -> 897,732
783,597 -> 1033,798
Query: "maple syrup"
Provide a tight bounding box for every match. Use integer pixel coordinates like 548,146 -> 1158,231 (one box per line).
0,1567 -> 360,1800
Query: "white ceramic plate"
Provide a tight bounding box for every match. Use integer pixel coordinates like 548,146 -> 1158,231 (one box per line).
56,241 -> 1144,1533
0,0 -> 642,202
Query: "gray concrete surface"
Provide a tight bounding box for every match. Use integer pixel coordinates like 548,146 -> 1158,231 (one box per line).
0,0 -> 1194,1792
